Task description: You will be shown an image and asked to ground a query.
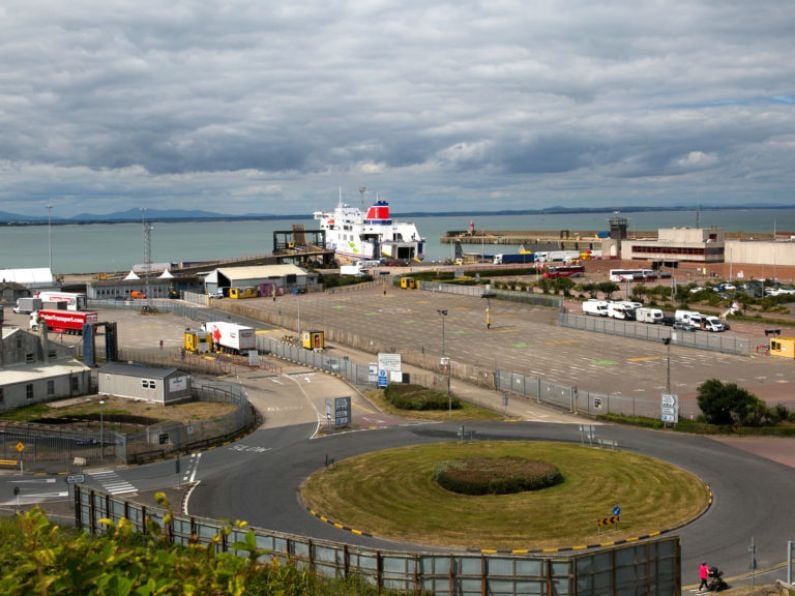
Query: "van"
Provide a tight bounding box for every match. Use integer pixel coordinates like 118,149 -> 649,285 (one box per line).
675,310 -> 701,324
130,290 -> 146,299
703,316 -> 726,332
582,299 -> 608,316
607,301 -> 633,320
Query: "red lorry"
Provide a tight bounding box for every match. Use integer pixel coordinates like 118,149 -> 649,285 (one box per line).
31,310 -> 98,335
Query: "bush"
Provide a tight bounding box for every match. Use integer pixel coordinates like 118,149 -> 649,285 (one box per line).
0,501 -> 388,595
384,383 -> 461,411
434,457 -> 563,495
697,379 -> 785,427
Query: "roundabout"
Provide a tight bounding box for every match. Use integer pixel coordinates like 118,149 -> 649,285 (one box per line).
300,441 -> 710,550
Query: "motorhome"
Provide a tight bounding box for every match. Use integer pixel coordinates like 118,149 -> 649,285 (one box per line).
607,301 -> 637,320
582,299 -> 609,316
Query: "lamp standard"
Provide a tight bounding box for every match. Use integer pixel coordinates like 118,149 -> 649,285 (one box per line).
482,289 -> 496,330
662,337 -> 671,394
47,204 -> 53,272
99,399 -> 105,459
437,309 -> 450,412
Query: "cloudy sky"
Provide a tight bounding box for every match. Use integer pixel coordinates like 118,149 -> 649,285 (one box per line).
0,1 -> 793,217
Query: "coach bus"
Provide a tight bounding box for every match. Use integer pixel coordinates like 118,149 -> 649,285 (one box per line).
543,265 -> 585,279
608,269 -> 657,282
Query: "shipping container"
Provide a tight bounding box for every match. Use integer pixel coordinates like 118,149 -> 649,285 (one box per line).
202,321 -> 256,353
31,310 -> 98,334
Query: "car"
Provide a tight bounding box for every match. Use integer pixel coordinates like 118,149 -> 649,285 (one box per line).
765,287 -> 795,297
689,286 -> 706,294
672,321 -> 697,331
208,289 -> 225,299
661,316 -> 675,327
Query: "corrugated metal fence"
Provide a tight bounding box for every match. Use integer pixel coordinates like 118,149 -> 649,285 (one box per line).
75,487 -> 681,596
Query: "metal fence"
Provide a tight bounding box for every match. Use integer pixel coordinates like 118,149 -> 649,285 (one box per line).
0,382 -> 254,469
75,487 -> 681,595
559,313 -> 751,356
419,281 -> 563,308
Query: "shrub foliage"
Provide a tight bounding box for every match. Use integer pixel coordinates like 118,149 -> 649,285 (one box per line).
434,457 -> 563,495
384,383 -> 461,411
0,497 -> 389,595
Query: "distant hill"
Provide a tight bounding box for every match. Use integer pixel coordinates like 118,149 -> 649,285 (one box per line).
1,203 -> 795,225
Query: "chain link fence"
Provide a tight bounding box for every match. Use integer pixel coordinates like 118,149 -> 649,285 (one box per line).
559,313 -> 751,356
76,487 -> 681,596
419,281 -> 564,308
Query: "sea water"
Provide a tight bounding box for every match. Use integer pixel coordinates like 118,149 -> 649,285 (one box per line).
0,208 -> 793,274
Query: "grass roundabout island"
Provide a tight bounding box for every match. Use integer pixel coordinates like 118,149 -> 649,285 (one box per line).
301,441 -> 710,549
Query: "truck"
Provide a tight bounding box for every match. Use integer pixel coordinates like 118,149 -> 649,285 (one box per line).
202,321 -> 256,353
492,253 -> 535,265
582,299 -> 609,316
30,310 -> 98,335
13,297 -> 42,314
635,307 -> 664,324
33,291 -> 87,311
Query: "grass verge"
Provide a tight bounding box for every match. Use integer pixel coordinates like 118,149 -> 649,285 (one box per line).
301,441 -> 708,549
363,389 -> 506,421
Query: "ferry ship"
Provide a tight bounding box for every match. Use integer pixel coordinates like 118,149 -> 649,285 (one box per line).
313,192 -> 425,263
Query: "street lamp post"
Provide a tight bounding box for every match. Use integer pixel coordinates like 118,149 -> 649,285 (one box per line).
99,399 -> 105,459
437,309 -> 450,413
661,337 -> 672,394
482,290 -> 496,330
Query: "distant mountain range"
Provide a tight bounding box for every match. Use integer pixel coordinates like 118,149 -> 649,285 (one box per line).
1,204 -> 794,225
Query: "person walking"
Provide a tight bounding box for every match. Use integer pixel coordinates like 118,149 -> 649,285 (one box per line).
698,561 -> 709,592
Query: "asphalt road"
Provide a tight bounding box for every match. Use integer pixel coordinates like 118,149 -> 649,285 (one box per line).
2,296 -> 795,591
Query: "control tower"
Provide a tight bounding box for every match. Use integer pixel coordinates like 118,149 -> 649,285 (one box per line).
609,212 -> 628,240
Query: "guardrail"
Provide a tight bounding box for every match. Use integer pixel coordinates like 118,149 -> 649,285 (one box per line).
75,487 -> 681,595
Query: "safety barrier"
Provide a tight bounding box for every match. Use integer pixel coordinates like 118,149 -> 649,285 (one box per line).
75,487 -> 681,595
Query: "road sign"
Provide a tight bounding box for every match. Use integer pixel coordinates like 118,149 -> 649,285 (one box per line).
15,442 -> 24,453
613,505 -> 621,516
334,396 -> 352,427
660,393 -> 679,423
377,369 -> 388,388
65,474 -> 85,485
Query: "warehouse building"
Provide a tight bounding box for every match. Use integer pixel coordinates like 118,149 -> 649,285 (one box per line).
725,239 -> 795,267
86,273 -> 203,300
203,264 -> 317,296
97,362 -> 192,405
0,326 -> 91,412
0,267 -> 54,290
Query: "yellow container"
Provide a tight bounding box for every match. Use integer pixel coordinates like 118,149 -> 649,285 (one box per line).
769,336 -> 795,359
302,330 -> 325,350
400,277 -> 416,289
229,287 -> 258,299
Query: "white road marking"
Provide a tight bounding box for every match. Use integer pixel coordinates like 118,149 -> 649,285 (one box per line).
88,470 -> 137,495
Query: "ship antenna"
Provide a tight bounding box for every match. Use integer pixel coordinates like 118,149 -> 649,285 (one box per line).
359,186 -> 367,208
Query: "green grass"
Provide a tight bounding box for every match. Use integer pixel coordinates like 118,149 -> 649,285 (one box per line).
301,441 -> 709,550
0,403 -> 53,421
600,414 -> 795,436
364,389 -> 507,421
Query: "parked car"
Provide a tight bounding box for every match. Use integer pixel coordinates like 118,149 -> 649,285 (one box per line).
673,321 -> 697,331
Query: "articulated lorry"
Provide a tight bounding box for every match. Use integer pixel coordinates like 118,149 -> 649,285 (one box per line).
493,253 -> 535,265
31,310 -> 98,334
200,321 -> 256,353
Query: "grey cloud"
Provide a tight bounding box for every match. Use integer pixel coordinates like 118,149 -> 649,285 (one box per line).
0,0 -> 793,215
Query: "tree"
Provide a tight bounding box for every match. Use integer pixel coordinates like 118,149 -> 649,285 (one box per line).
631,284 -> 648,302
696,379 -> 767,426
578,282 -> 597,299
596,281 -> 619,299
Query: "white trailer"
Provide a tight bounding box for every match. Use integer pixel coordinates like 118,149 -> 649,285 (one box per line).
582,299 -> 609,316
340,264 -> 365,276
202,321 -> 256,353
33,291 -> 87,311
635,307 -> 664,324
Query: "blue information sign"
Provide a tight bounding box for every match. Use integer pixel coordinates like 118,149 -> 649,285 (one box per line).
612,505 -> 621,516
377,369 -> 388,388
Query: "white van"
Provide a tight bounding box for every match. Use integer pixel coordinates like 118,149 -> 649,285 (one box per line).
608,301 -> 633,320
582,299 -> 609,316
703,316 -> 726,332
635,307 -> 664,324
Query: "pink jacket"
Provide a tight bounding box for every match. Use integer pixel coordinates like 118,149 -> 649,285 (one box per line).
699,564 -> 709,580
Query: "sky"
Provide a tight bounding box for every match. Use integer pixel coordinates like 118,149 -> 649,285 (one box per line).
0,1 -> 793,217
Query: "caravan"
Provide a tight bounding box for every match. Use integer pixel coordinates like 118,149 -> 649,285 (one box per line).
607,301 -> 637,320
635,307 -> 664,324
